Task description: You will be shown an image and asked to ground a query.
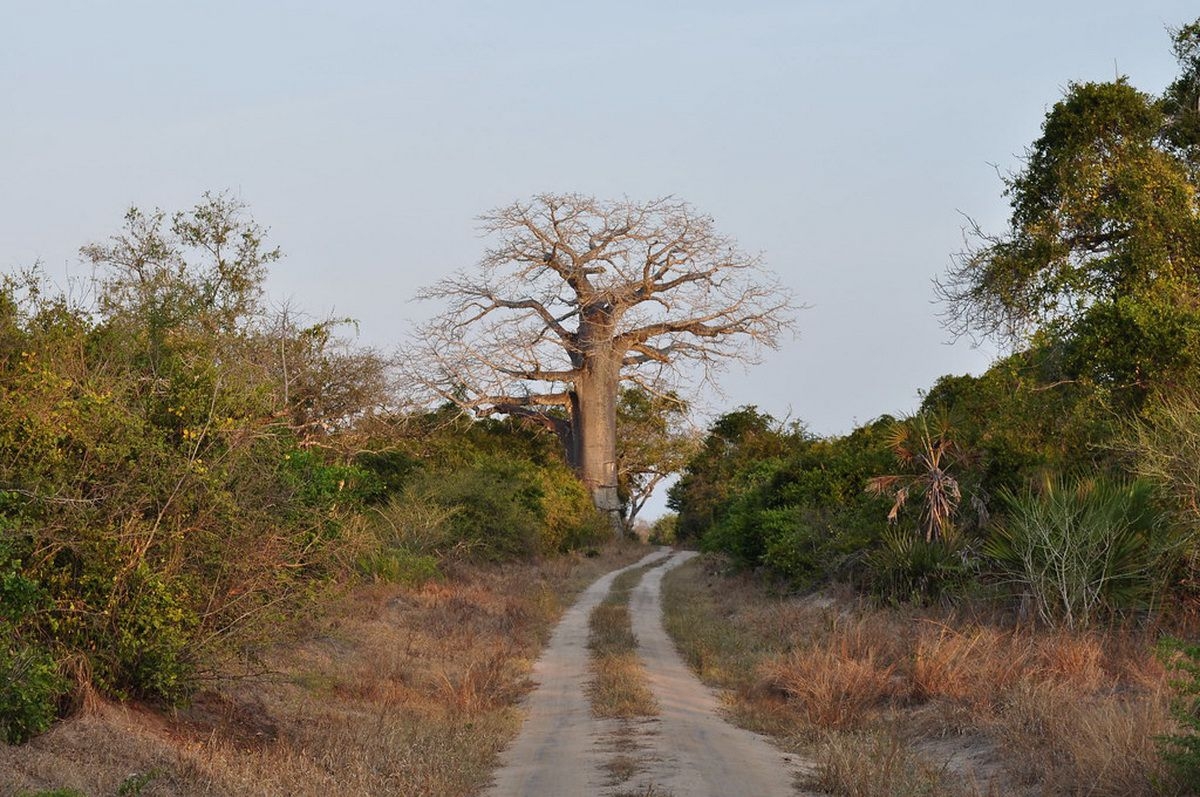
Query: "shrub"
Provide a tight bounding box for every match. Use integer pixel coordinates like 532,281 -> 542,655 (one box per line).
370,452 -> 607,564
359,548 -> 443,585
987,479 -> 1173,628
1158,636 -> 1200,786
911,625 -> 1028,710
0,642 -> 65,744
0,543 -> 67,744
760,646 -> 897,729
648,513 -> 678,545
865,527 -> 977,605
0,198 -> 389,727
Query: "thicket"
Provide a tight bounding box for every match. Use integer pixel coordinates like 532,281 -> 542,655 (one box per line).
671,19 -> 1200,634
0,195 -> 607,745
357,412 -> 610,578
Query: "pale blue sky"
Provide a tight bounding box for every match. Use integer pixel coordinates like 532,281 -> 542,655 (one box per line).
3,1 -> 1197,442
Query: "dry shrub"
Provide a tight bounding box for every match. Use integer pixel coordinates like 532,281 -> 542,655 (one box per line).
759,645 -> 898,729
434,650 -> 524,713
912,625 -> 1029,710
992,679 -> 1174,796
738,599 -> 826,651
1102,626 -> 1170,690
813,728 -> 956,797
1033,631 -> 1106,692
662,555 -> 1178,794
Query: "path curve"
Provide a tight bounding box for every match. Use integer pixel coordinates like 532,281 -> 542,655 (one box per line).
627,551 -> 802,796
484,549 -> 671,796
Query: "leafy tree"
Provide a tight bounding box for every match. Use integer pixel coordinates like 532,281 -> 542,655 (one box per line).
405,195 -> 794,530
667,406 -> 798,540
939,68 -> 1200,411
1162,20 -> 1200,173
615,387 -> 697,530
919,351 -> 1120,494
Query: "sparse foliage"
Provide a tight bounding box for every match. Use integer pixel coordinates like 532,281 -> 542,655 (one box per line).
866,413 -> 969,544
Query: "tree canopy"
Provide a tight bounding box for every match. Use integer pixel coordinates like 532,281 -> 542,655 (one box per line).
938,70 -> 1200,408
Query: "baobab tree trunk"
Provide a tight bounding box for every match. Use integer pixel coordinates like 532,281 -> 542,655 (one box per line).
572,350 -> 623,535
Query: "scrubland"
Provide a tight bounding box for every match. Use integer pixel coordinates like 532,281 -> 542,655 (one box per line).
663,555 -> 1190,797
0,544 -> 644,797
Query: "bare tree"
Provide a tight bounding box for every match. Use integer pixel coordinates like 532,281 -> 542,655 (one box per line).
404,194 -> 794,531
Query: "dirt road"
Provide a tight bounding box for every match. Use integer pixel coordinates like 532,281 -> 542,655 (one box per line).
484,549 -> 671,796
485,549 -> 804,796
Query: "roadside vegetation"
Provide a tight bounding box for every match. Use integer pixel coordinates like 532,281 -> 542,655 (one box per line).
662,18 -> 1200,796
664,555 -> 1177,795
0,544 -> 643,796
0,193 -> 644,794
9,13 -> 1200,797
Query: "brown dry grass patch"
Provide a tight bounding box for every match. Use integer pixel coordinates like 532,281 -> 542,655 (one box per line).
815,728 -> 962,797
661,554 -> 1181,797
759,646 -> 898,730
992,679 -> 1174,795
588,563 -> 659,720
0,542 -> 649,797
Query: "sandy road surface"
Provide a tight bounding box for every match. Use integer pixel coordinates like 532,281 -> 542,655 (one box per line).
483,549 -> 671,797
485,549 -> 804,796
626,551 -> 803,796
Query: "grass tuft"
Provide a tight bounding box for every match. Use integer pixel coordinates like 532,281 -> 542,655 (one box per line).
587,564 -> 660,719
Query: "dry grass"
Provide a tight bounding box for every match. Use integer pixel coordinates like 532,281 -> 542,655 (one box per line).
910,625 -> 1028,714
759,646 -> 898,730
991,680 -> 1174,795
588,564 -> 660,719
0,542 -> 649,797
815,728 -> 961,797
661,554 -> 1183,797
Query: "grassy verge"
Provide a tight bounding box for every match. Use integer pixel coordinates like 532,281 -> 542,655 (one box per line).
0,542 -> 648,797
588,563 -> 661,719
661,554 -> 1180,797
588,560 -> 667,794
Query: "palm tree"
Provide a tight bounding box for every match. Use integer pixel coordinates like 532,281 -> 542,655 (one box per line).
866,412 -> 966,543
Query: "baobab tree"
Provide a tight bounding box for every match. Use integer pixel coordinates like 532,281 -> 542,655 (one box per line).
405,194 -> 794,530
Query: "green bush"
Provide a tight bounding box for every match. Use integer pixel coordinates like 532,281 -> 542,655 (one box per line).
359,548 -> 443,585
1158,636 -> 1200,787
0,197 -> 388,728
367,450 -> 607,564
648,514 -> 678,545
865,527 -> 976,605
105,566 -> 196,703
0,642 -> 65,744
0,542 -> 67,744
987,478 -> 1172,628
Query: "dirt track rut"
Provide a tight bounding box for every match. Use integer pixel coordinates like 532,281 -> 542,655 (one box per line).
485,549 -> 803,796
